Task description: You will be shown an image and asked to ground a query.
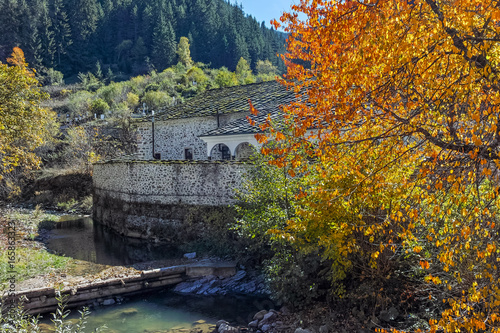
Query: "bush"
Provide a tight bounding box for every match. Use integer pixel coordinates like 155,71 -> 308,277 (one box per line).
42,68 -> 64,86
141,90 -> 172,110
90,98 -> 109,115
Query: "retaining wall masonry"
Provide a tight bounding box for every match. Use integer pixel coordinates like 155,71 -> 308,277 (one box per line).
93,160 -> 249,241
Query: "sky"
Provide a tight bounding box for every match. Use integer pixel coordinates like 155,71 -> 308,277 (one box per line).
235,0 -> 301,30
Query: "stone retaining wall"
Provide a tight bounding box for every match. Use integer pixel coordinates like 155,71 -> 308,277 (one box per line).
92,160 -> 249,240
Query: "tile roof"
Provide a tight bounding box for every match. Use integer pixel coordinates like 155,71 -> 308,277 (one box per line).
199,108 -> 283,137
138,81 -> 295,123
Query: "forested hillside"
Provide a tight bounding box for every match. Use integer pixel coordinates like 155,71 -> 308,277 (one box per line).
0,0 -> 286,79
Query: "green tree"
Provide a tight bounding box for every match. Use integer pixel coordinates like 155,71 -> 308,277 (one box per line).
235,57 -> 255,84
51,0 -> 72,66
176,36 -> 193,68
255,59 -> 278,82
152,16 -> 176,70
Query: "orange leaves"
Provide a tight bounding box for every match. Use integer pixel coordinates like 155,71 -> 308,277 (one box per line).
420,260 -> 430,270
248,99 -> 258,116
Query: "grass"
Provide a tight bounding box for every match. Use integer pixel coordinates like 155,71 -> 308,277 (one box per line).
0,206 -> 74,284
0,247 -> 72,284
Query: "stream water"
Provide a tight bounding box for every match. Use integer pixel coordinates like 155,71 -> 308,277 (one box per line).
46,216 -> 182,266
41,216 -> 273,333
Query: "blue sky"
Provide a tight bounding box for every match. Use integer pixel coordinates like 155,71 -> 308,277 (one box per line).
235,0 -> 301,29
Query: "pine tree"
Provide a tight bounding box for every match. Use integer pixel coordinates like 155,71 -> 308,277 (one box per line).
152,15 -> 176,70
51,0 -> 71,66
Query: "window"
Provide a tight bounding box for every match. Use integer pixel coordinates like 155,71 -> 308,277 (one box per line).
185,148 -> 193,160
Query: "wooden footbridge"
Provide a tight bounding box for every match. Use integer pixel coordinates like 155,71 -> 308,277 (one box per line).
3,261 -> 236,315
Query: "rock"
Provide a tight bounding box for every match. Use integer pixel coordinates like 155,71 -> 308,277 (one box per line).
216,320 -> 229,329
184,252 -> 197,259
231,270 -> 247,282
253,310 -> 268,321
248,320 -> 259,328
379,307 -> 399,322
102,298 -> 115,306
279,306 -> 290,315
218,323 -> 238,333
261,324 -> 271,332
120,308 -> 139,316
259,311 -> 277,328
294,328 -> 312,333
319,325 -> 329,333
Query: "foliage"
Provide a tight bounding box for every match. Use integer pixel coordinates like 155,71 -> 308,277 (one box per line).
235,151 -> 332,306
141,90 -> 172,110
0,292 -> 104,332
235,57 -> 255,85
0,0 -> 288,77
89,98 -> 109,116
63,126 -> 116,172
177,36 -> 193,68
0,47 -> 58,198
41,68 -> 64,86
267,0 -> 500,331
214,67 -> 238,88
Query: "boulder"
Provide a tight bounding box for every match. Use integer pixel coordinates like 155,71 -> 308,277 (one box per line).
261,324 -> 271,332
218,323 -> 239,333
248,320 -> 259,328
253,309 -> 268,321
102,298 -> 115,306
258,312 -> 277,328
216,320 -> 229,329
184,252 -> 197,259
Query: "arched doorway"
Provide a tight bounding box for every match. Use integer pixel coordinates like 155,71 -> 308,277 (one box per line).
210,143 -> 232,160
235,142 -> 256,160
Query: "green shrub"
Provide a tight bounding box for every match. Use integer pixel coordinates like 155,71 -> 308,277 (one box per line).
68,91 -> 93,116
141,91 -> 171,110
96,82 -> 123,106
43,68 -> 64,86
90,98 -> 109,115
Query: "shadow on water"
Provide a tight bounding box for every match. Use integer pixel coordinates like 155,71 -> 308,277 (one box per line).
46,216 -> 182,266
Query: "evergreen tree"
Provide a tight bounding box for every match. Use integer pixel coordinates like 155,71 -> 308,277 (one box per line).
51,0 -> 71,66
152,15 -> 176,70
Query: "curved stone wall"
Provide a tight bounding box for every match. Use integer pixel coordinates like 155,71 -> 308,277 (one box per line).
92,160 -> 249,241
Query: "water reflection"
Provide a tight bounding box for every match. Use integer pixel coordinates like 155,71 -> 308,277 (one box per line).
46,217 -> 182,266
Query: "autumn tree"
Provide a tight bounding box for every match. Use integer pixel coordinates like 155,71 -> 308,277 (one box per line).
266,0 -> 500,331
0,47 -> 57,196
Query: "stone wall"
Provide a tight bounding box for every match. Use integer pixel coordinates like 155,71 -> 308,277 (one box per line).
136,113 -> 246,160
93,160 -> 249,241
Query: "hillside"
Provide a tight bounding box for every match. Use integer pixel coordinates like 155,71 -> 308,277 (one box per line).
0,0 -> 287,79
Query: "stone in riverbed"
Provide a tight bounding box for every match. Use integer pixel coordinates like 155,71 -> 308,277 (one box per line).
184,252 -> 197,259
248,320 -> 259,328
102,298 -> 115,306
218,323 -> 238,333
253,310 -> 268,321
261,324 -> 271,332
120,308 -> 138,316
216,320 -> 229,329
